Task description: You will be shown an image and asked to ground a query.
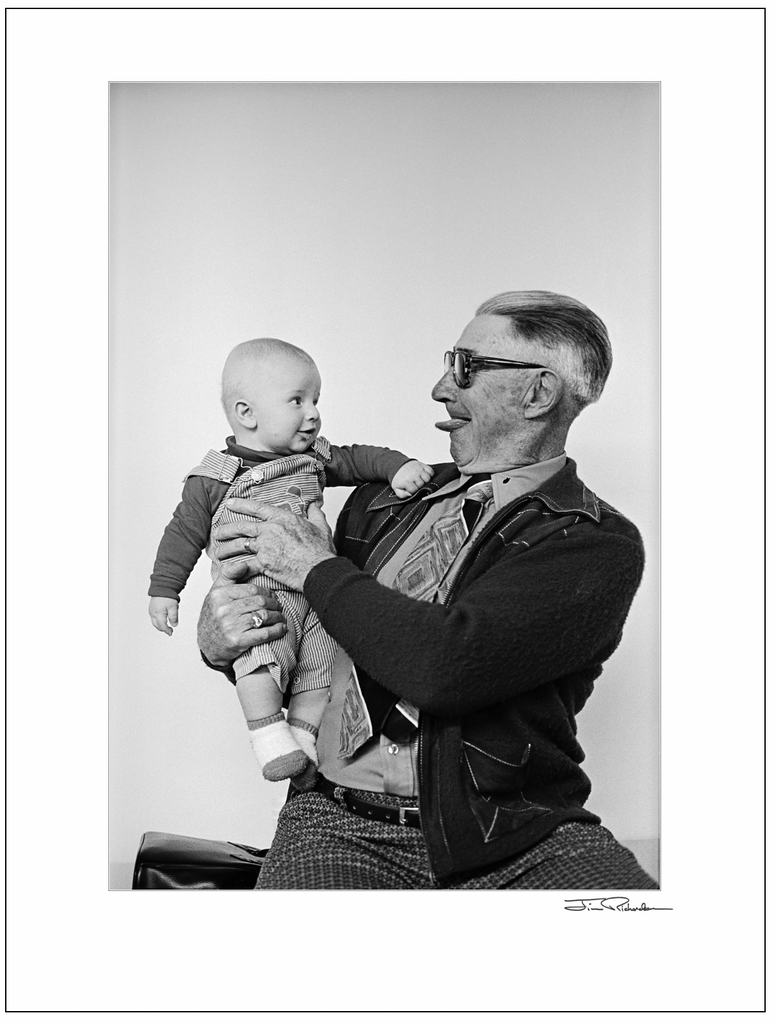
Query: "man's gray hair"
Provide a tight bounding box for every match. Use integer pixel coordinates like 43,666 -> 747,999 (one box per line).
476,291 -> 612,411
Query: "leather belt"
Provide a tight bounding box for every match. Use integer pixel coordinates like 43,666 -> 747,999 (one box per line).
308,775 -> 421,829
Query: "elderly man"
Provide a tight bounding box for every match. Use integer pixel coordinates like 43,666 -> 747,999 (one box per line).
198,291 -> 657,890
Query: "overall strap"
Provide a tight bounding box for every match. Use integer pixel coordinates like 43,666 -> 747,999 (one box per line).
184,449 -> 243,484
312,435 -> 331,463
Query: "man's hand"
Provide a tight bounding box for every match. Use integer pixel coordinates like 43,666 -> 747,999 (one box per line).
214,499 -> 337,592
391,460 -> 434,499
197,558 -> 288,668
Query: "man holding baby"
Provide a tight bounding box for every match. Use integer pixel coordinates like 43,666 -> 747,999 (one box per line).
197,289 -> 658,890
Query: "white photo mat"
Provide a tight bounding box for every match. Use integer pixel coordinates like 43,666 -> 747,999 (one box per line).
6,7 -> 764,1013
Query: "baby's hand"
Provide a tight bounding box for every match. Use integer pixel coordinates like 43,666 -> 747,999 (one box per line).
149,597 -> 179,636
391,460 -> 434,499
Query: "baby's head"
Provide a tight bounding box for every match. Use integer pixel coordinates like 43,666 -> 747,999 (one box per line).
221,337 -> 322,456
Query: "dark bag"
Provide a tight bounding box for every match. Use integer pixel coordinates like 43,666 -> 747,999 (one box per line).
132,831 -> 267,889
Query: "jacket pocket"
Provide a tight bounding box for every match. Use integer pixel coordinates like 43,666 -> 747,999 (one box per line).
461,741 -> 552,843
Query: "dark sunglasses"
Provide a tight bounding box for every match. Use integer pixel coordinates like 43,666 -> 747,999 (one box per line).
443,350 -> 547,389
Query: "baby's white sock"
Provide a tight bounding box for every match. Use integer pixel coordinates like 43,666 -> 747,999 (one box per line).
287,718 -> 319,791
247,713 -> 309,782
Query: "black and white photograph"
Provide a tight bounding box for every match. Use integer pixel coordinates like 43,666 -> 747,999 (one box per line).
6,7 -> 764,1014
109,81 -> 660,892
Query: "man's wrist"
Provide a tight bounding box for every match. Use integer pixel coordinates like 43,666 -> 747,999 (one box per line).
200,649 -> 237,683
303,551 -> 338,578
303,554 -> 351,602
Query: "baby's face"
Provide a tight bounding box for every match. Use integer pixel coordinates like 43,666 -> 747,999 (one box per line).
248,356 -> 322,455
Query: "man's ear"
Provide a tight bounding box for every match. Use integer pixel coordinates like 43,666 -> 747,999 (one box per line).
523,370 -> 564,420
234,400 -> 257,429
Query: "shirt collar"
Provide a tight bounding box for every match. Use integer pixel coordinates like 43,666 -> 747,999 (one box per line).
421,452 -> 568,509
490,453 -> 568,509
225,436 -> 292,465
365,453 -> 600,521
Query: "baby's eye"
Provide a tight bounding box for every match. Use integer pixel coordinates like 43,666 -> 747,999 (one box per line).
290,397 -> 302,405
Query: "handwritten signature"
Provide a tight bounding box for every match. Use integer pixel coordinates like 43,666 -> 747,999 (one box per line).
564,897 -> 673,912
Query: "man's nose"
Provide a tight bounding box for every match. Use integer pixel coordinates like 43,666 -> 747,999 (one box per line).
431,369 -> 455,403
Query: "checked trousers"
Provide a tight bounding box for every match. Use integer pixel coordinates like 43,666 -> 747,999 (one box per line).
255,791 -> 659,890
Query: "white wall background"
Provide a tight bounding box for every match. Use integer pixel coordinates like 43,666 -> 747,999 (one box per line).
110,83 -> 659,887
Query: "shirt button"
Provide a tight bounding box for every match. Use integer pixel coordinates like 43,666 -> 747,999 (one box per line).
251,467 -> 264,482
387,743 -> 399,756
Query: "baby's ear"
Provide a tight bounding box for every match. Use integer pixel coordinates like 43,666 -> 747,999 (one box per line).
234,400 -> 257,428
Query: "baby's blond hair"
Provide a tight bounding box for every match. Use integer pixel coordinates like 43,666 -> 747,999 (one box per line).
221,337 -> 314,431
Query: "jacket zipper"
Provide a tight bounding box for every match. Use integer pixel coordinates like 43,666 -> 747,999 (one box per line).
417,721 -> 438,885
420,500 -> 538,883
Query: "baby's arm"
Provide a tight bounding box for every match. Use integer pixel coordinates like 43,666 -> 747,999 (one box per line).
148,475 -> 227,634
325,443 -> 434,498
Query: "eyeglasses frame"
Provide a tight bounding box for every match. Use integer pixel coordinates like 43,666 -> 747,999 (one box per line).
443,349 -> 548,389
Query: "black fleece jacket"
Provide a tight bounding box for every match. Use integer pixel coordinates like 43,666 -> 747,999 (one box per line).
304,458 -> 645,882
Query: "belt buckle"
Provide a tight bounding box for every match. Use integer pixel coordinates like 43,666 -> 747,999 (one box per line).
398,806 -> 415,827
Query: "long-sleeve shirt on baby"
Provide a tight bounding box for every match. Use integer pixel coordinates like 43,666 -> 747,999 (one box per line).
148,435 -> 411,601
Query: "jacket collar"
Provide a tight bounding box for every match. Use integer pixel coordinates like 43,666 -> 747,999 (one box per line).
366,463 -> 461,512
366,458 -> 600,522
527,458 -> 600,522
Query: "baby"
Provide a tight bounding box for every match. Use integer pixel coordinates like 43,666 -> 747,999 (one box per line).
148,337 -> 433,789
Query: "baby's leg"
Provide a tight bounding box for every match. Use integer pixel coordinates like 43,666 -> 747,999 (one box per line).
286,688 -> 330,790
236,667 -> 309,783
284,607 -> 338,790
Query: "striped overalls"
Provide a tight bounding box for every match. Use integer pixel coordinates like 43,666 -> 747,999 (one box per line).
189,438 -> 338,695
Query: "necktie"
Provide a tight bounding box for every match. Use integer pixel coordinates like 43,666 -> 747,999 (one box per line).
392,479 -> 493,599
340,479 -> 494,753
